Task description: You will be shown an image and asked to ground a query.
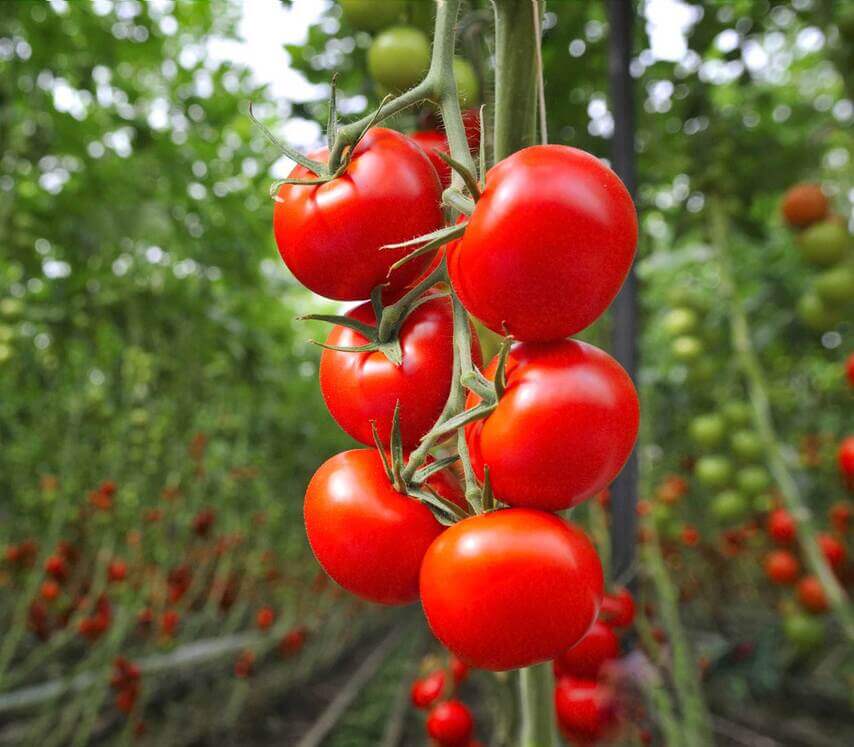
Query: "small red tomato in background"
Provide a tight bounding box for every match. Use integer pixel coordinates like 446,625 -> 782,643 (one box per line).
410,670 -> 446,710
780,183 -> 828,229
838,436 -> 854,487
256,606 -> 275,630
817,533 -> 846,571
451,656 -> 469,684
420,508 -> 603,671
554,677 -> 620,746
274,127 -> 443,301
449,144 -> 637,341
554,621 -> 620,679
767,508 -> 796,545
465,340 -> 638,511
599,587 -> 636,629
410,130 -> 451,188
320,297 -> 481,449
829,501 -> 852,534
797,575 -> 829,614
40,579 -> 60,601
305,449 -> 454,605
763,550 -> 800,586
108,559 -> 127,583
44,554 -> 67,581
845,352 -> 854,387
681,524 -> 700,547
279,627 -> 307,657
426,700 -> 473,747
461,108 -> 481,151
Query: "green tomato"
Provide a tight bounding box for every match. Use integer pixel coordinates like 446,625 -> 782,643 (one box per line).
797,220 -> 849,266
722,401 -> 752,427
736,465 -> 770,496
665,284 -> 708,312
695,455 -> 733,488
797,291 -> 841,331
710,489 -> 748,524
814,264 -> 854,304
690,413 -> 726,449
453,57 -> 479,106
671,335 -> 703,362
0,298 -> 22,316
730,429 -> 763,461
661,307 -> 699,337
340,0 -> 407,31
752,493 -> 774,513
783,613 -> 824,653
0,325 -> 12,343
368,26 -> 430,92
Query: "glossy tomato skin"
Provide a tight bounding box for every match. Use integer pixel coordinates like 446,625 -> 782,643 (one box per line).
274,128 -> 443,301
554,621 -> 619,679
599,587 -> 636,629
304,449 -> 449,605
410,130 -> 451,188
320,297 -> 480,449
420,509 -> 604,671
554,677 -> 620,746
426,700 -> 473,746
449,145 -> 637,341
465,340 -> 639,511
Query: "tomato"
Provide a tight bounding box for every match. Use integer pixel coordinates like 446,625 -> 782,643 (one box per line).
797,220 -> 849,266
319,297 -> 481,449
661,307 -> 699,337
453,57 -> 479,106
783,612 -> 824,653
461,108 -> 481,151
830,501 -> 852,534
465,340 -> 638,511
767,508 -> 796,545
736,466 -> 770,496
814,264 -> 854,304
689,413 -> 726,449
368,26 -> 430,93
274,128 -> 443,301
763,549 -> 800,586
554,677 -> 620,746
798,291 -> 841,331
339,0 -> 406,31
780,183 -> 828,228
839,436 -> 854,485
711,490 -> 748,525
426,700 -> 473,747
599,588 -> 635,628
304,449 -> 454,605
449,145 -> 637,341
410,670 -> 446,710
722,401 -> 752,426
846,353 -> 854,388
730,429 -> 763,461
671,335 -> 704,362
694,455 -> 732,489
681,524 -> 701,547
420,509 -> 604,671
817,533 -> 846,571
554,621 -> 619,679
796,575 -> 828,614
451,656 -> 469,683
410,130 -> 451,188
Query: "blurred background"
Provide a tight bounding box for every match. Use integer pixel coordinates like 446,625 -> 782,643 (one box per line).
0,0 -> 851,745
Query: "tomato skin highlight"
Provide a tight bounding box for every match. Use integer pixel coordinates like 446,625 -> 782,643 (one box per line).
410,670 -> 446,710
273,128 -> 443,301
465,340 -> 639,511
420,509 -> 604,671
304,449 -> 449,605
554,621 -> 619,680
449,145 -> 637,342
320,297 -> 480,449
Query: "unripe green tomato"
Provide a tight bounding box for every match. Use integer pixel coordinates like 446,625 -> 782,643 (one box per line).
736,465 -> 770,496
689,413 -> 726,449
695,454 -> 733,488
0,298 -> 22,316
0,325 -> 12,343
710,489 -> 748,524
814,264 -> 854,304
783,613 -> 824,653
687,357 -> 717,383
671,335 -> 703,362
752,493 -> 774,513
340,0 -> 407,31
453,57 -> 479,106
730,429 -> 763,461
797,220 -> 849,266
651,504 -> 679,539
661,307 -> 699,337
368,26 -> 430,93
797,291 -> 841,331
665,284 -> 708,312
722,401 -> 752,427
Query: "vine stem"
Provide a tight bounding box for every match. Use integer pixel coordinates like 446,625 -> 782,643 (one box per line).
709,197 -> 854,642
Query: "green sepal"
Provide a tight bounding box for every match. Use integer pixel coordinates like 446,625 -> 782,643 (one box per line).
426,401 -> 496,440
408,484 -> 469,525
493,338 -> 512,399
381,221 -> 467,252
435,149 -> 481,200
249,101 -> 327,176
481,465 -> 495,512
326,73 -> 339,151
411,454 -> 460,485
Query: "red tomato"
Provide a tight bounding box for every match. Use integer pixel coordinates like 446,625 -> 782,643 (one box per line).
410,130 -> 451,188
304,449 -> 452,605
767,508 -> 796,545
829,501 -> 852,534
554,621 -> 619,679
465,340 -> 639,511
449,145 -> 637,341
599,587 -> 636,629
426,700 -> 473,747
681,524 -> 700,547
554,677 -> 620,746
319,297 -> 481,449
839,436 -> 854,486
763,549 -> 800,586
410,670 -> 446,710
273,128 -> 443,301
817,533 -> 846,571
420,509 -> 604,671
451,656 -> 469,683
780,183 -> 828,228
462,108 -> 481,151
846,352 -> 854,388
796,575 -> 829,614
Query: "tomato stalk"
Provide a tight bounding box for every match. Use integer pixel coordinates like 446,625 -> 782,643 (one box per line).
709,197 -> 854,643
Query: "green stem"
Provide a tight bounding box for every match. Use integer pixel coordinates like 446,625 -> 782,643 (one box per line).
709,197 -> 854,642
518,663 -> 558,747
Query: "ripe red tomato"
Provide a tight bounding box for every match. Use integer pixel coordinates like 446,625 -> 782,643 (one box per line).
554,677 -> 620,746
410,130 -> 451,188
817,533 -> 846,571
304,449 -> 453,605
780,183 -> 828,228
461,108 -> 481,151
796,575 -> 829,614
320,297 -> 481,449
829,501 -> 852,534
599,587 -> 636,629
420,509 -> 604,671
554,621 -> 619,679
274,128 -> 443,301
410,670 -> 446,710
451,656 -> 469,683
846,352 -> 854,388
448,145 -> 637,341
465,340 -> 639,511
763,549 -> 800,586
839,436 -> 854,486
767,508 -> 796,545
426,700 -> 473,747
